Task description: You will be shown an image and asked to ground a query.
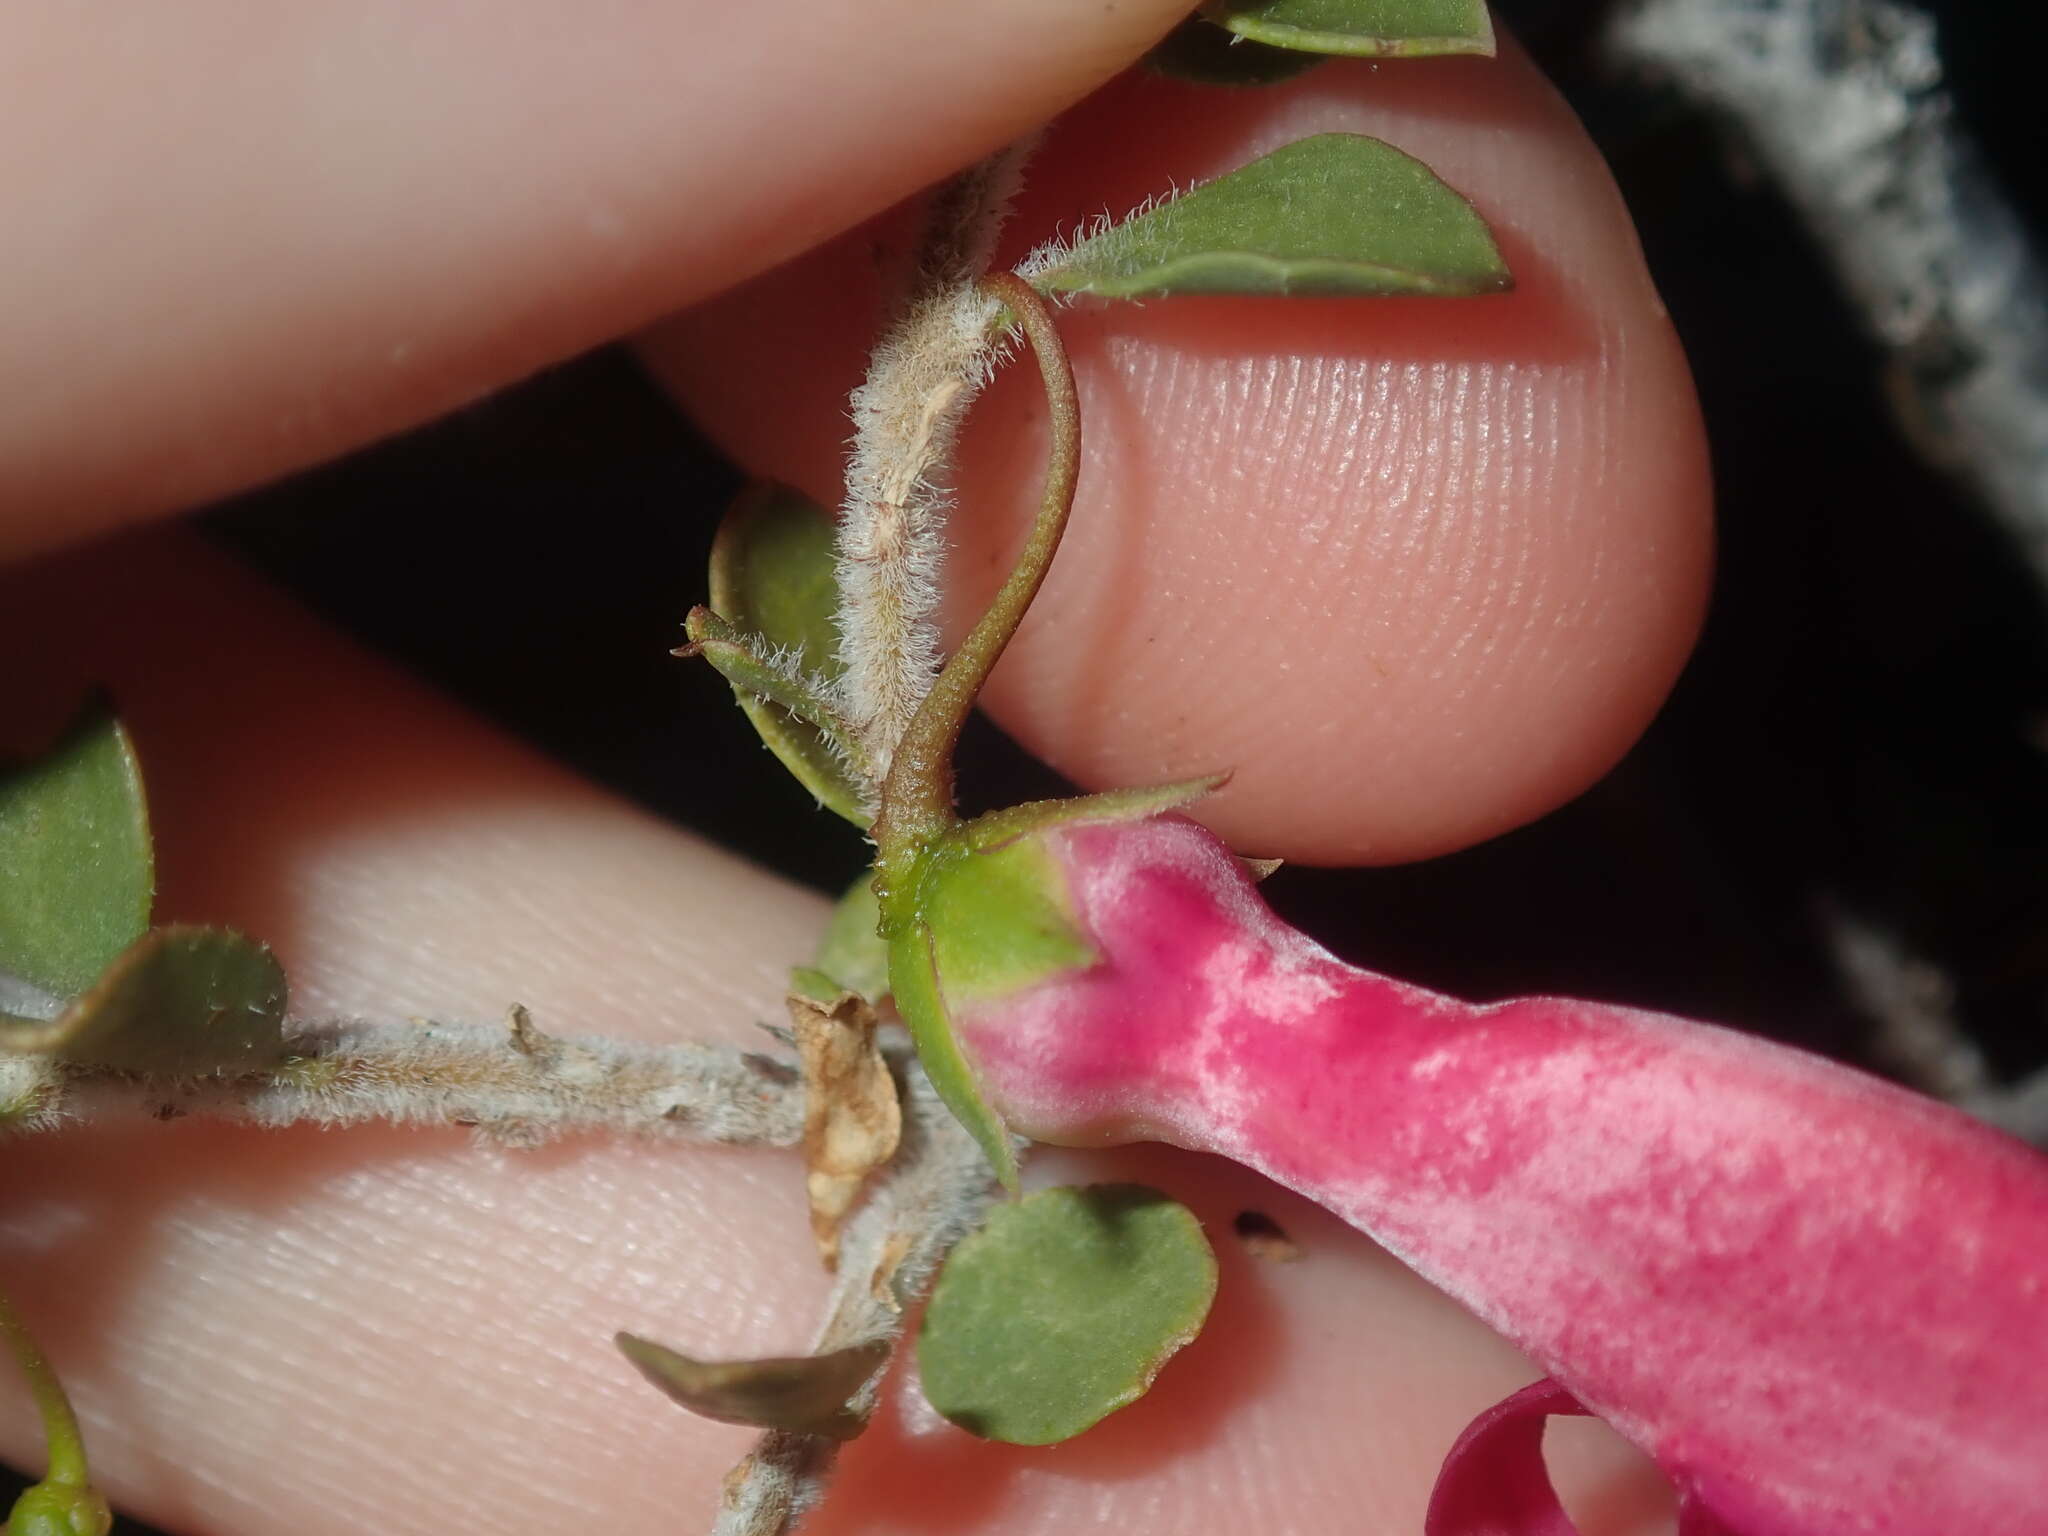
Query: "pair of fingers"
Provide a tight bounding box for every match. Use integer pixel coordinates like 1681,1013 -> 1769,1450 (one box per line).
0,5 -> 1707,1533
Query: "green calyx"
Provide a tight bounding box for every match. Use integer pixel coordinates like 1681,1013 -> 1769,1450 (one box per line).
878,831 -> 1090,1194
876,779 -> 1223,1192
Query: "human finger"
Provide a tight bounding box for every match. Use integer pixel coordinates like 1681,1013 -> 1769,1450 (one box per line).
0,0 -> 1185,557
0,534 -> 1667,1532
647,46 -> 1713,864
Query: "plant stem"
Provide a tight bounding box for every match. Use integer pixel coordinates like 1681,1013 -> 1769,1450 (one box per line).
708,1061 -> 1002,1536
873,272 -> 1082,869
0,1287 -> 91,1489
1,1013 -> 804,1149
835,143 -> 1036,779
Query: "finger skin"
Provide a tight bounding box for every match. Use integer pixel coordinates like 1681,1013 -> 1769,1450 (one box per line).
0,536 -> 1672,1534
0,0 -> 1185,551
648,48 -> 1714,865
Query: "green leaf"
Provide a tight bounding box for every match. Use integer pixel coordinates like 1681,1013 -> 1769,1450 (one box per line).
0,926 -> 289,1073
0,707 -> 153,1001
1201,0 -> 1495,57
1144,14 -> 1327,85
615,1333 -> 889,1441
1027,133 -> 1512,301
703,482 -> 873,825
918,1184 -> 1218,1445
805,870 -> 889,1004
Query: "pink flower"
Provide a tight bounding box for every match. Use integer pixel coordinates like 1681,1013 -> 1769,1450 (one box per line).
937,813 -> 2048,1535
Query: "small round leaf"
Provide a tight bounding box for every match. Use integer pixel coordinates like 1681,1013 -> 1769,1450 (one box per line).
918,1184 -> 1219,1445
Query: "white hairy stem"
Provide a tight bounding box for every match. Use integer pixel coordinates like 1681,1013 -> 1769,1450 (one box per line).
710,1062 -> 1004,1536
835,142 -> 1037,773
0,1011 -> 804,1148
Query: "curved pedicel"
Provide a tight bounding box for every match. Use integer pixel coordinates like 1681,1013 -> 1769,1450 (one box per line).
940,813 -> 2048,1536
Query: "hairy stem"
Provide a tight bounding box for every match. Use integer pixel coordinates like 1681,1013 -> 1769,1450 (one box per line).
710,1063 -> 1002,1536
874,272 -> 1082,867
0,1011 -> 804,1148
834,142 -> 1037,776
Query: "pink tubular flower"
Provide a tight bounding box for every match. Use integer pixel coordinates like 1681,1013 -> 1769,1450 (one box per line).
936,812 -> 2048,1536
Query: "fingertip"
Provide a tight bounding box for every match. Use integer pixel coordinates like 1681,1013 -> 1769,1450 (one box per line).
650,40 -> 1713,865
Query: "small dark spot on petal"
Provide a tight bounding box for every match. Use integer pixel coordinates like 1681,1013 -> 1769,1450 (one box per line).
1232,1209 -> 1301,1263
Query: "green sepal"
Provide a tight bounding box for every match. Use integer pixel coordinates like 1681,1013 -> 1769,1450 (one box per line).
877,781 -> 1222,1187
1200,0 -> 1495,57
1144,14 -> 1327,85
697,483 -> 875,825
804,869 -> 889,1004
0,925 -> 289,1074
1027,133 -> 1512,301
917,1184 -> 1219,1445
917,836 -> 1098,1005
615,1333 -> 890,1441
0,704 -> 154,1003
885,920 -> 1021,1192
956,775 -> 1226,852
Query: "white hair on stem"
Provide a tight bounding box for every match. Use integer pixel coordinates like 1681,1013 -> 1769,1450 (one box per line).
834,140 -> 1038,774
0,1012 -> 805,1148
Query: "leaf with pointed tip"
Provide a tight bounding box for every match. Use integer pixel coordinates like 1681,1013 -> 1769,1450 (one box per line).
0,926 -> 289,1073
704,483 -> 873,824
807,870 -> 889,1004
615,1333 -> 889,1440
1145,14 -> 1326,85
917,1184 -> 1218,1445
684,607 -> 869,816
1027,133 -> 1512,301
1201,0 -> 1495,57
0,707 -> 153,1003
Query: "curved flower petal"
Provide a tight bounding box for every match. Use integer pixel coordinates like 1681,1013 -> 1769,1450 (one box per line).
1425,1377 -> 1588,1536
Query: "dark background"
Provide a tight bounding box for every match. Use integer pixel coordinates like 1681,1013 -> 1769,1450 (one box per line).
11,0 -> 2048,1524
